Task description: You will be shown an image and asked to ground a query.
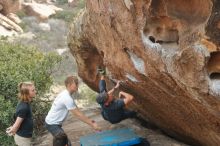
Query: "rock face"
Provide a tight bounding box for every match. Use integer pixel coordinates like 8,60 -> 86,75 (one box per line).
0,0 -> 22,15
22,2 -> 63,21
68,0 -> 220,145
0,0 -> 63,36
0,0 -> 23,36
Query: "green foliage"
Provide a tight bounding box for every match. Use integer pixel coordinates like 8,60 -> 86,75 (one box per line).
19,21 -> 28,31
16,10 -> 26,18
52,52 -> 77,84
57,0 -> 85,6
32,95 -> 52,134
77,0 -> 86,9
0,96 -> 16,146
0,42 -> 61,98
57,0 -> 68,5
0,132 -> 15,146
79,84 -> 97,103
52,0 -> 85,23
0,96 -> 14,128
0,41 -> 61,145
51,10 -> 78,23
0,36 -> 8,41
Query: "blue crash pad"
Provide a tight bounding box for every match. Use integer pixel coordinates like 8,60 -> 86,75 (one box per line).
80,128 -> 141,146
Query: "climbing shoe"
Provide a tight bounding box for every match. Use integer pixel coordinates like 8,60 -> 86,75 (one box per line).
97,67 -> 106,75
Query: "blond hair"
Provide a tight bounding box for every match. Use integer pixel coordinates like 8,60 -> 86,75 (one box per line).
65,76 -> 78,87
18,82 -> 34,102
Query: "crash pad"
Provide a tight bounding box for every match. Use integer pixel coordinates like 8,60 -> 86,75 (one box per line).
80,128 -> 141,146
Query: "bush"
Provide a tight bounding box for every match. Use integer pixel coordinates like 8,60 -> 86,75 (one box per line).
0,41 -> 61,145
57,0 -> 68,5
79,84 -> 97,103
52,0 -> 85,23
0,96 -> 15,146
51,10 -> 78,23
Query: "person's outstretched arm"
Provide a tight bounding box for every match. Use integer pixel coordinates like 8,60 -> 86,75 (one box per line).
70,108 -> 101,131
108,81 -> 120,95
119,91 -> 134,106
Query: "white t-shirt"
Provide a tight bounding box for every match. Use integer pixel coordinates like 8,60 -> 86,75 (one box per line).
45,89 -> 76,125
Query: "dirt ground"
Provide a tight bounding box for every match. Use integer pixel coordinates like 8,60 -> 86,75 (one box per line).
34,107 -> 189,146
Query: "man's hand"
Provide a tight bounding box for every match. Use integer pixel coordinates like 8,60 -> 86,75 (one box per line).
119,91 -> 123,98
71,108 -> 102,132
7,117 -> 24,136
91,122 -> 101,132
114,81 -> 120,89
6,126 -> 13,136
108,81 -> 120,95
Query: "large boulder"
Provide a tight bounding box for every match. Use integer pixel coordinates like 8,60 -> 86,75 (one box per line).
0,13 -> 23,34
22,2 -> 63,21
0,0 -> 23,36
68,0 -> 220,146
0,0 -> 22,15
0,0 -> 63,36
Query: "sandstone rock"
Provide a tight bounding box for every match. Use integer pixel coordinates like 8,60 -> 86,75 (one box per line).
0,0 -> 22,15
68,0 -> 220,145
206,0 -> 220,47
68,0 -> 78,7
7,13 -> 22,24
0,13 -> 23,33
38,22 -> 50,31
0,0 -> 23,34
16,31 -> 36,40
218,21 -> 220,29
47,4 -> 63,12
22,2 -> 62,21
0,4 -> 3,11
0,25 -> 17,36
207,52 -> 220,75
123,0 -> 133,10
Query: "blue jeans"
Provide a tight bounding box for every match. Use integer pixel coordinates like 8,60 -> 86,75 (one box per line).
99,79 -> 107,93
45,122 -> 71,146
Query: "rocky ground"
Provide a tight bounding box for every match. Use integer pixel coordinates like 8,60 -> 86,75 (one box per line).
33,99 -> 189,146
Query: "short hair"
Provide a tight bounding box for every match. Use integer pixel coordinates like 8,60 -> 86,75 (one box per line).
18,82 -> 34,102
64,75 -> 78,87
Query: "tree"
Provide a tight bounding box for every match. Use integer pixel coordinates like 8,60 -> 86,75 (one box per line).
0,41 -> 61,146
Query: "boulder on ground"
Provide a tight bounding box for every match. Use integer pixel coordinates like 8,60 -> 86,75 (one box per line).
68,0 -> 220,146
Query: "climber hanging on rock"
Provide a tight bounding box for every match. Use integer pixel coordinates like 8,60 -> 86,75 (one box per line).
96,67 -> 136,124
